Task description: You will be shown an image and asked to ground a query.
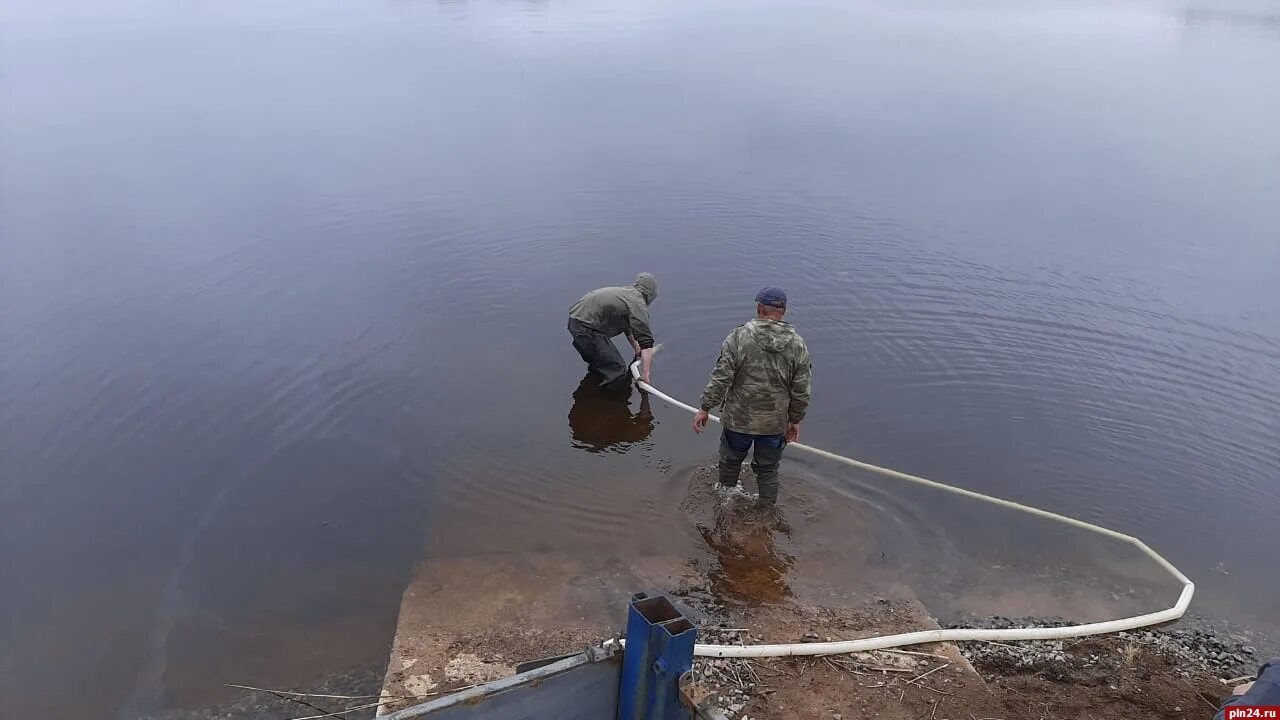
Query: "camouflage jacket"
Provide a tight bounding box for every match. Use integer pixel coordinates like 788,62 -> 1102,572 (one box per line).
698,319 -> 812,436
568,274 -> 658,349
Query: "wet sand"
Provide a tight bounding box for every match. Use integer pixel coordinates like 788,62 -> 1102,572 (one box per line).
375,464 -> 887,713
377,464 -> 1250,719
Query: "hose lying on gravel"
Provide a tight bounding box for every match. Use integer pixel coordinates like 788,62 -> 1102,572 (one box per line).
628,357 -> 1194,658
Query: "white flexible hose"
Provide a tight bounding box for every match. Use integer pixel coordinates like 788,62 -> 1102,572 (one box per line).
628,358 -> 1194,658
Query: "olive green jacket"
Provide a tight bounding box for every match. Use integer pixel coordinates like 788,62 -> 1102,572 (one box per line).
568,274 -> 658,349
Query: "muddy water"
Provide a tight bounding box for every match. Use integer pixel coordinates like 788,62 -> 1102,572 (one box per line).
3,0 -> 1280,717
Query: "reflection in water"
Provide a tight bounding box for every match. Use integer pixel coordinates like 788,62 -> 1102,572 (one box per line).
567,375 -> 654,454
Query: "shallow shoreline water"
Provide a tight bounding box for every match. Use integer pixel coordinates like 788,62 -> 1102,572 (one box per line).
4,0 -> 1278,716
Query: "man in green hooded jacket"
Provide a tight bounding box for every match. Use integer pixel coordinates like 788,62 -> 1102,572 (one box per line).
693,287 -> 812,508
568,273 -> 658,386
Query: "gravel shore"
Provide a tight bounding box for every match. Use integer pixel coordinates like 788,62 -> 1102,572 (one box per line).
950,615 -> 1271,681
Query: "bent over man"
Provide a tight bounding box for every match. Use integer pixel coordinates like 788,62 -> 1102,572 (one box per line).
568,273 -> 658,386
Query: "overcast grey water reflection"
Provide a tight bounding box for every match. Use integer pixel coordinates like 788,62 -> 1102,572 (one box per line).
2,0 -> 1279,717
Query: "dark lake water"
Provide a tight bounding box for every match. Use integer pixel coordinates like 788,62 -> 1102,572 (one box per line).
3,0 -> 1278,716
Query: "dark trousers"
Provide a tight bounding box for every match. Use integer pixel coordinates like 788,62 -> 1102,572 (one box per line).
719,428 -> 786,505
567,318 -> 628,386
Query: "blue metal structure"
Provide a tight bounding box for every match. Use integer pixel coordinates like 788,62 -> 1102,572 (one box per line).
617,592 -> 697,720
383,591 -> 700,720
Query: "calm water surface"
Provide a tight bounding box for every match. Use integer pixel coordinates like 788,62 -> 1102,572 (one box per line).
2,0 -> 1278,716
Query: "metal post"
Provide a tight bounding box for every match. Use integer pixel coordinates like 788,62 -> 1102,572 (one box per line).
616,592 -> 697,720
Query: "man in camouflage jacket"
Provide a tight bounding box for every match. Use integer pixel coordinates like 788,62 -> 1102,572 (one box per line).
693,287 -> 812,507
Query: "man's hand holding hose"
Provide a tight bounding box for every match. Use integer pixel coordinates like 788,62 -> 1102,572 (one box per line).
633,344 -> 654,385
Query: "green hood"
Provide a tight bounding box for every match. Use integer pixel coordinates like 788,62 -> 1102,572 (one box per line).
634,273 -> 657,305
748,318 -> 799,353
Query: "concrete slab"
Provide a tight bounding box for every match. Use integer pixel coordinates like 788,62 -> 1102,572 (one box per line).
376,552 -> 694,715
